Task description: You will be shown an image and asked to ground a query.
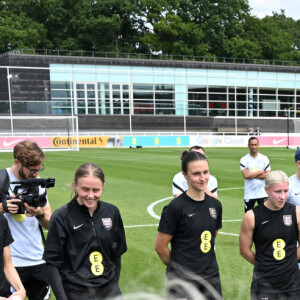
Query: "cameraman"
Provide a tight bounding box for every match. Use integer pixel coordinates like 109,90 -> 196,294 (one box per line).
0,140 -> 52,300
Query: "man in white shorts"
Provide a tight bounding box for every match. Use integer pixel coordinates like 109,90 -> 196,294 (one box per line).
240,137 -> 271,212
172,146 -> 218,198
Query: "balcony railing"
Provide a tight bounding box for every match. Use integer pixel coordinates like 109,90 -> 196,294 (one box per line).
2,48 -> 300,67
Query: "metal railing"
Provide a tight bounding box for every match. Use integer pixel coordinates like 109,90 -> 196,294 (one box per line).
2,49 -> 300,67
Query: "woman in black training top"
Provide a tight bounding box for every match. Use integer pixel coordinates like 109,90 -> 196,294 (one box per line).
44,163 -> 127,300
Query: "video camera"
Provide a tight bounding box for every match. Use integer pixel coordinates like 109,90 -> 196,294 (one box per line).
7,178 -> 55,214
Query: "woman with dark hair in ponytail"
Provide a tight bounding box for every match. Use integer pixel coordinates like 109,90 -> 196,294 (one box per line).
172,146 -> 218,199
156,151 -> 223,300
44,163 -> 127,300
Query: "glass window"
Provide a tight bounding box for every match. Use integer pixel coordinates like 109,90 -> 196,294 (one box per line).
50,82 -> 70,89
208,87 -> 227,93
134,100 -> 154,115
155,91 -> 175,115
76,91 -> 85,99
189,93 -> 207,101
155,92 -> 174,100
259,99 -> 276,117
188,86 -> 208,115
155,84 -> 174,91
133,84 -> 153,91
189,86 -> 207,93
97,83 -> 109,90
133,91 -> 153,100
51,90 -> 71,98
87,91 -> 95,98
87,84 -> 95,90
278,89 -> 294,95
76,83 -> 84,90
259,89 -> 276,95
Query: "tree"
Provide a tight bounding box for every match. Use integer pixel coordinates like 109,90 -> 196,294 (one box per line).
136,0 -> 250,57
240,14 -> 294,61
0,9 -> 48,53
0,0 -> 299,63
176,0 -> 250,57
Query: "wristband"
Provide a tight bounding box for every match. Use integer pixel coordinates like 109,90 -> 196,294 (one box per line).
36,213 -> 45,220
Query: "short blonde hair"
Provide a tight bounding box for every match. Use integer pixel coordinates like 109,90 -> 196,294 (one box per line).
265,170 -> 289,188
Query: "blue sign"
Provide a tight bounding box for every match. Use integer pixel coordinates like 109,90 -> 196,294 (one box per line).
123,136 -> 189,147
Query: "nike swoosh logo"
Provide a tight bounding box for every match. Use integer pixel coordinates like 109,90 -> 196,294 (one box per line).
261,220 -> 269,225
187,213 -> 195,217
273,138 -> 286,145
3,139 -> 23,147
73,224 -> 84,230
295,193 -> 300,195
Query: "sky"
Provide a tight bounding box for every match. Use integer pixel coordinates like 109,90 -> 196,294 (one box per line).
248,0 -> 300,20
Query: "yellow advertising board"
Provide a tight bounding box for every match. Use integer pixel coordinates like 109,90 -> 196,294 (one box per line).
51,136 -> 123,148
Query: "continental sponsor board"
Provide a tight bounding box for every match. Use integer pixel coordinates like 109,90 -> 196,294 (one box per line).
51,136 -> 123,148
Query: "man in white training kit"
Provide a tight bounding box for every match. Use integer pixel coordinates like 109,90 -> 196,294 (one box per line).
240,137 -> 271,212
172,145 -> 218,199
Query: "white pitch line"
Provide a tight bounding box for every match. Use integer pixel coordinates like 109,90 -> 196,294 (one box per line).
218,187 -> 244,191
125,224 -> 158,228
147,196 -> 173,220
147,187 -> 244,220
218,231 -> 239,237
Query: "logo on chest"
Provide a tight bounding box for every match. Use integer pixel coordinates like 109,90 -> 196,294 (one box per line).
283,215 -> 292,226
102,218 -> 112,230
209,208 -> 217,219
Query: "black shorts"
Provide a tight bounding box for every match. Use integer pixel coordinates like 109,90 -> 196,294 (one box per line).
251,289 -> 300,300
15,264 -> 50,300
244,197 -> 267,212
63,280 -> 122,300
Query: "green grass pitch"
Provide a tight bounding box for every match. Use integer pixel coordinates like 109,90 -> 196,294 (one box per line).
0,146 -> 296,299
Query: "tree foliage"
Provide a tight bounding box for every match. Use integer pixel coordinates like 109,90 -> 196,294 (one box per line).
0,0 -> 299,61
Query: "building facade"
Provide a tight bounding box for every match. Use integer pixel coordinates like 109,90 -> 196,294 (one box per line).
0,52 -> 300,132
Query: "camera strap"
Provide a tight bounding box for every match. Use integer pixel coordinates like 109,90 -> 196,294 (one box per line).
39,224 -> 46,246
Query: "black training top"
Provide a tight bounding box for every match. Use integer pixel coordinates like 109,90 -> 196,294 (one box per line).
252,202 -> 300,294
158,192 -> 222,280
0,214 -> 14,296
43,198 -> 127,287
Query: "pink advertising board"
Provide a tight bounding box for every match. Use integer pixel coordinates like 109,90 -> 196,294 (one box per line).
190,135 -> 300,147
0,137 -> 52,150
0,135 -> 299,149
257,136 -> 300,147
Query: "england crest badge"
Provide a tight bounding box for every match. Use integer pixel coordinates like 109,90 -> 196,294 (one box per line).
209,208 -> 217,219
283,215 -> 292,226
102,218 -> 113,230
